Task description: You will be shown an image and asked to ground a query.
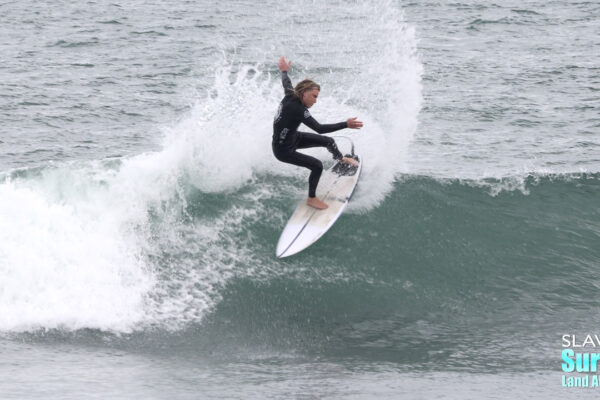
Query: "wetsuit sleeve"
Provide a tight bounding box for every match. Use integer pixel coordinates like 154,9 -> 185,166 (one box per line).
281,71 -> 294,95
302,110 -> 347,134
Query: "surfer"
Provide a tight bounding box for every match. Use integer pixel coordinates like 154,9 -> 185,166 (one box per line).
273,57 -> 363,210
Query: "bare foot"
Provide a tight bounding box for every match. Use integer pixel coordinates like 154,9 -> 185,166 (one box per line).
341,156 -> 359,167
306,197 -> 328,210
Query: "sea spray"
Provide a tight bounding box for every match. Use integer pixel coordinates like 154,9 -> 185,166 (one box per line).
0,0 -> 423,333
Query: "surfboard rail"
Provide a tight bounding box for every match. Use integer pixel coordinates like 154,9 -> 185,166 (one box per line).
276,152 -> 361,258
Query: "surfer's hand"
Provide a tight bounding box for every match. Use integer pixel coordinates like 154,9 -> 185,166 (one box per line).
347,117 -> 363,129
278,57 -> 291,72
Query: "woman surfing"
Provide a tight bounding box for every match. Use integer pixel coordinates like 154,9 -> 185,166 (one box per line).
272,57 -> 363,210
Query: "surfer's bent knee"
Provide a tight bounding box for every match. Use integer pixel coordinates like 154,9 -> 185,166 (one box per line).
311,159 -> 323,173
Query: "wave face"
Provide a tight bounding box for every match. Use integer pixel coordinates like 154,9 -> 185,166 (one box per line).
186,173 -> 600,370
3,167 -> 599,370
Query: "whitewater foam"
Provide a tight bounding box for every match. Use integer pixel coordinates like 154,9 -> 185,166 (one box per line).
0,171 -> 153,332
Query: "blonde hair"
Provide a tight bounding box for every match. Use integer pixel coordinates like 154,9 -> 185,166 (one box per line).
293,79 -> 320,100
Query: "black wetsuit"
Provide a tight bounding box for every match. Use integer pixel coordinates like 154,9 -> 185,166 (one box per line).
272,71 -> 347,198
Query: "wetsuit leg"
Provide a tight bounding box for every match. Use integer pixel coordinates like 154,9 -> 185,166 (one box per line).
273,146 -> 323,198
296,131 -> 343,160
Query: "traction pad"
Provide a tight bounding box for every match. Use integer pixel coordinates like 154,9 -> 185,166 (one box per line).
332,154 -> 360,176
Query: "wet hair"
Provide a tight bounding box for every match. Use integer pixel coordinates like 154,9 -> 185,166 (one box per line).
293,79 -> 320,100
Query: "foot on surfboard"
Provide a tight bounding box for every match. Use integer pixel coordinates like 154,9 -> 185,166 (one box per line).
307,197 -> 328,210
341,156 -> 359,167
333,155 -> 360,176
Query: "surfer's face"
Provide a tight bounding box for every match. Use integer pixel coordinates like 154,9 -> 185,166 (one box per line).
302,89 -> 319,108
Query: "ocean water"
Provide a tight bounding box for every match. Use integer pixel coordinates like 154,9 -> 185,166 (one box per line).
1,0 -> 599,398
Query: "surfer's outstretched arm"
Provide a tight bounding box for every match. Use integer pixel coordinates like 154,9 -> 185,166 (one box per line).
302,113 -> 347,134
302,113 -> 363,133
278,57 -> 293,94
281,71 -> 293,94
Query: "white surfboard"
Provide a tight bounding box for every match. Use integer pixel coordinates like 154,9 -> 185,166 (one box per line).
276,155 -> 362,258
